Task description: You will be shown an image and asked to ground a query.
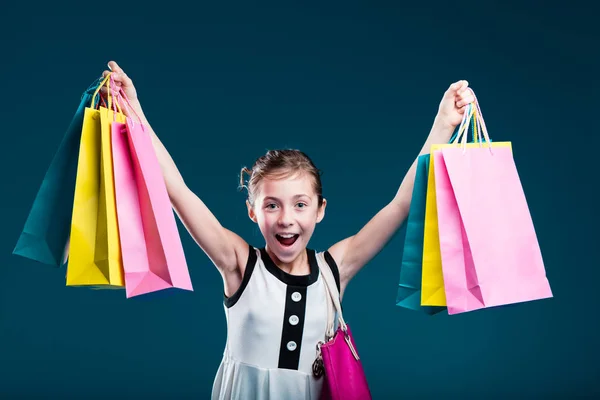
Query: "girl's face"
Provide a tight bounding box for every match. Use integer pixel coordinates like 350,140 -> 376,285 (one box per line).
247,172 -> 326,265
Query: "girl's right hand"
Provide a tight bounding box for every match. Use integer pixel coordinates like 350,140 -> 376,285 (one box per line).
101,60 -> 146,121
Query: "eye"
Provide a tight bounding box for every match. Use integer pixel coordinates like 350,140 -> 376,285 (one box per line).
265,203 -> 278,210
296,202 -> 308,208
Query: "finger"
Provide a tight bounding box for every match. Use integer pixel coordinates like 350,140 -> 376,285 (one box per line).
456,89 -> 476,107
458,96 -> 475,108
457,104 -> 467,114
107,61 -> 124,74
106,73 -> 127,92
456,96 -> 475,107
114,72 -> 133,88
108,61 -> 128,89
449,79 -> 467,92
100,83 -> 121,94
99,71 -> 119,93
456,98 -> 474,108
111,76 -> 123,87
458,85 -> 473,98
101,69 -> 120,86
457,80 -> 469,93
99,87 -> 113,98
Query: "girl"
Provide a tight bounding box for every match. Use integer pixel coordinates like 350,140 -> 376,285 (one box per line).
102,61 -> 474,399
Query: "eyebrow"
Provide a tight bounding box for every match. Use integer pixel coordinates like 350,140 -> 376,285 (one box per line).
263,195 -> 311,202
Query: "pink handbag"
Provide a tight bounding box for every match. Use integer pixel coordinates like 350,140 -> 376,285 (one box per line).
313,253 -> 372,400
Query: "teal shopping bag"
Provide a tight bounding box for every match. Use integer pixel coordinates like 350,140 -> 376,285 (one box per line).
396,154 -> 447,315
13,78 -> 103,266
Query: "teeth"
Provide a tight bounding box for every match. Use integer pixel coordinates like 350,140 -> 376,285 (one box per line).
278,234 -> 296,238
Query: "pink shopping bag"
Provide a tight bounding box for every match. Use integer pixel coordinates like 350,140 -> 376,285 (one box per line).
433,98 -> 552,314
112,91 -> 193,298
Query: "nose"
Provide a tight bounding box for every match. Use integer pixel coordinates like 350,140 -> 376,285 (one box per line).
277,208 -> 294,227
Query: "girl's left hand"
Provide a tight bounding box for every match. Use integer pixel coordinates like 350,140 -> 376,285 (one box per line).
435,80 -> 476,131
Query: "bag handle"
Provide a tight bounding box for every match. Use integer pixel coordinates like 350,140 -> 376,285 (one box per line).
90,72 -> 124,117
323,266 -> 336,340
115,87 -> 145,127
315,252 -> 348,338
108,74 -> 124,119
459,92 -> 493,152
91,73 -> 113,111
91,74 -> 109,109
473,93 -> 492,146
316,252 -> 361,361
453,101 -> 486,145
453,103 -> 474,144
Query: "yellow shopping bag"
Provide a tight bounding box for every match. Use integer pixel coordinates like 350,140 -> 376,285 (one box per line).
420,146 -> 447,306
66,74 -> 126,287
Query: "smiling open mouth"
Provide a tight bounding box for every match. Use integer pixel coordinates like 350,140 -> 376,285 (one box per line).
276,234 -> 299,246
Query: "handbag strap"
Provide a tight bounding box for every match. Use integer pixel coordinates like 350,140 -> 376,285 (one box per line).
315,252 -> 348,340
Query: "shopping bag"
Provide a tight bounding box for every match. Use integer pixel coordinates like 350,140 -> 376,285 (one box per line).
112,119 -> 150,297
13,78 -> 103,266
98,104 -> 127,284
434,99 -> 552,314
115,91 -> 193,297
396,154 -> 446,314
420,105 -> 478,307
396,118 -> 472,313
420,148 -> 446,306
66,75 -> 126,287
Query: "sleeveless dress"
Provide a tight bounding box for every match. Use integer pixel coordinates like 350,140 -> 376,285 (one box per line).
211,245 -> 341,400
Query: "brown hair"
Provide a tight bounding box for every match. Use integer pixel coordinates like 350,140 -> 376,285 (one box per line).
239,149 -> 324,207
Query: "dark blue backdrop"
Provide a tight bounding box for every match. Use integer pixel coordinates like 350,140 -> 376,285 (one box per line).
1,1 -> 597,398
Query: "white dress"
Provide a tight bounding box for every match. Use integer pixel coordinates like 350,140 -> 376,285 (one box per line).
211,245 -> 341,400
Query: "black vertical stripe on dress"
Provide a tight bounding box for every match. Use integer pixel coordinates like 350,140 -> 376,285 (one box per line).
277,285 -> 308,370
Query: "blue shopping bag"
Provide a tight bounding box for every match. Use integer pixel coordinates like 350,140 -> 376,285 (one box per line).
13,78 -> 103,266
396,154 -> 447,315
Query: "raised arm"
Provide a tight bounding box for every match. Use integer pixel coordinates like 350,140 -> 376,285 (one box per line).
328,81 -> 475,295
104,62 -> 249,296
147,126 -> 250,277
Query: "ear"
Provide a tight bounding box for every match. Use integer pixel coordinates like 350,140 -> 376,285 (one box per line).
316,198 -> 327,223
247,200 -> 258,223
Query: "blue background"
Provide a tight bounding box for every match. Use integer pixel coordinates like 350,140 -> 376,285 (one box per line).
1,1 -> 597,398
